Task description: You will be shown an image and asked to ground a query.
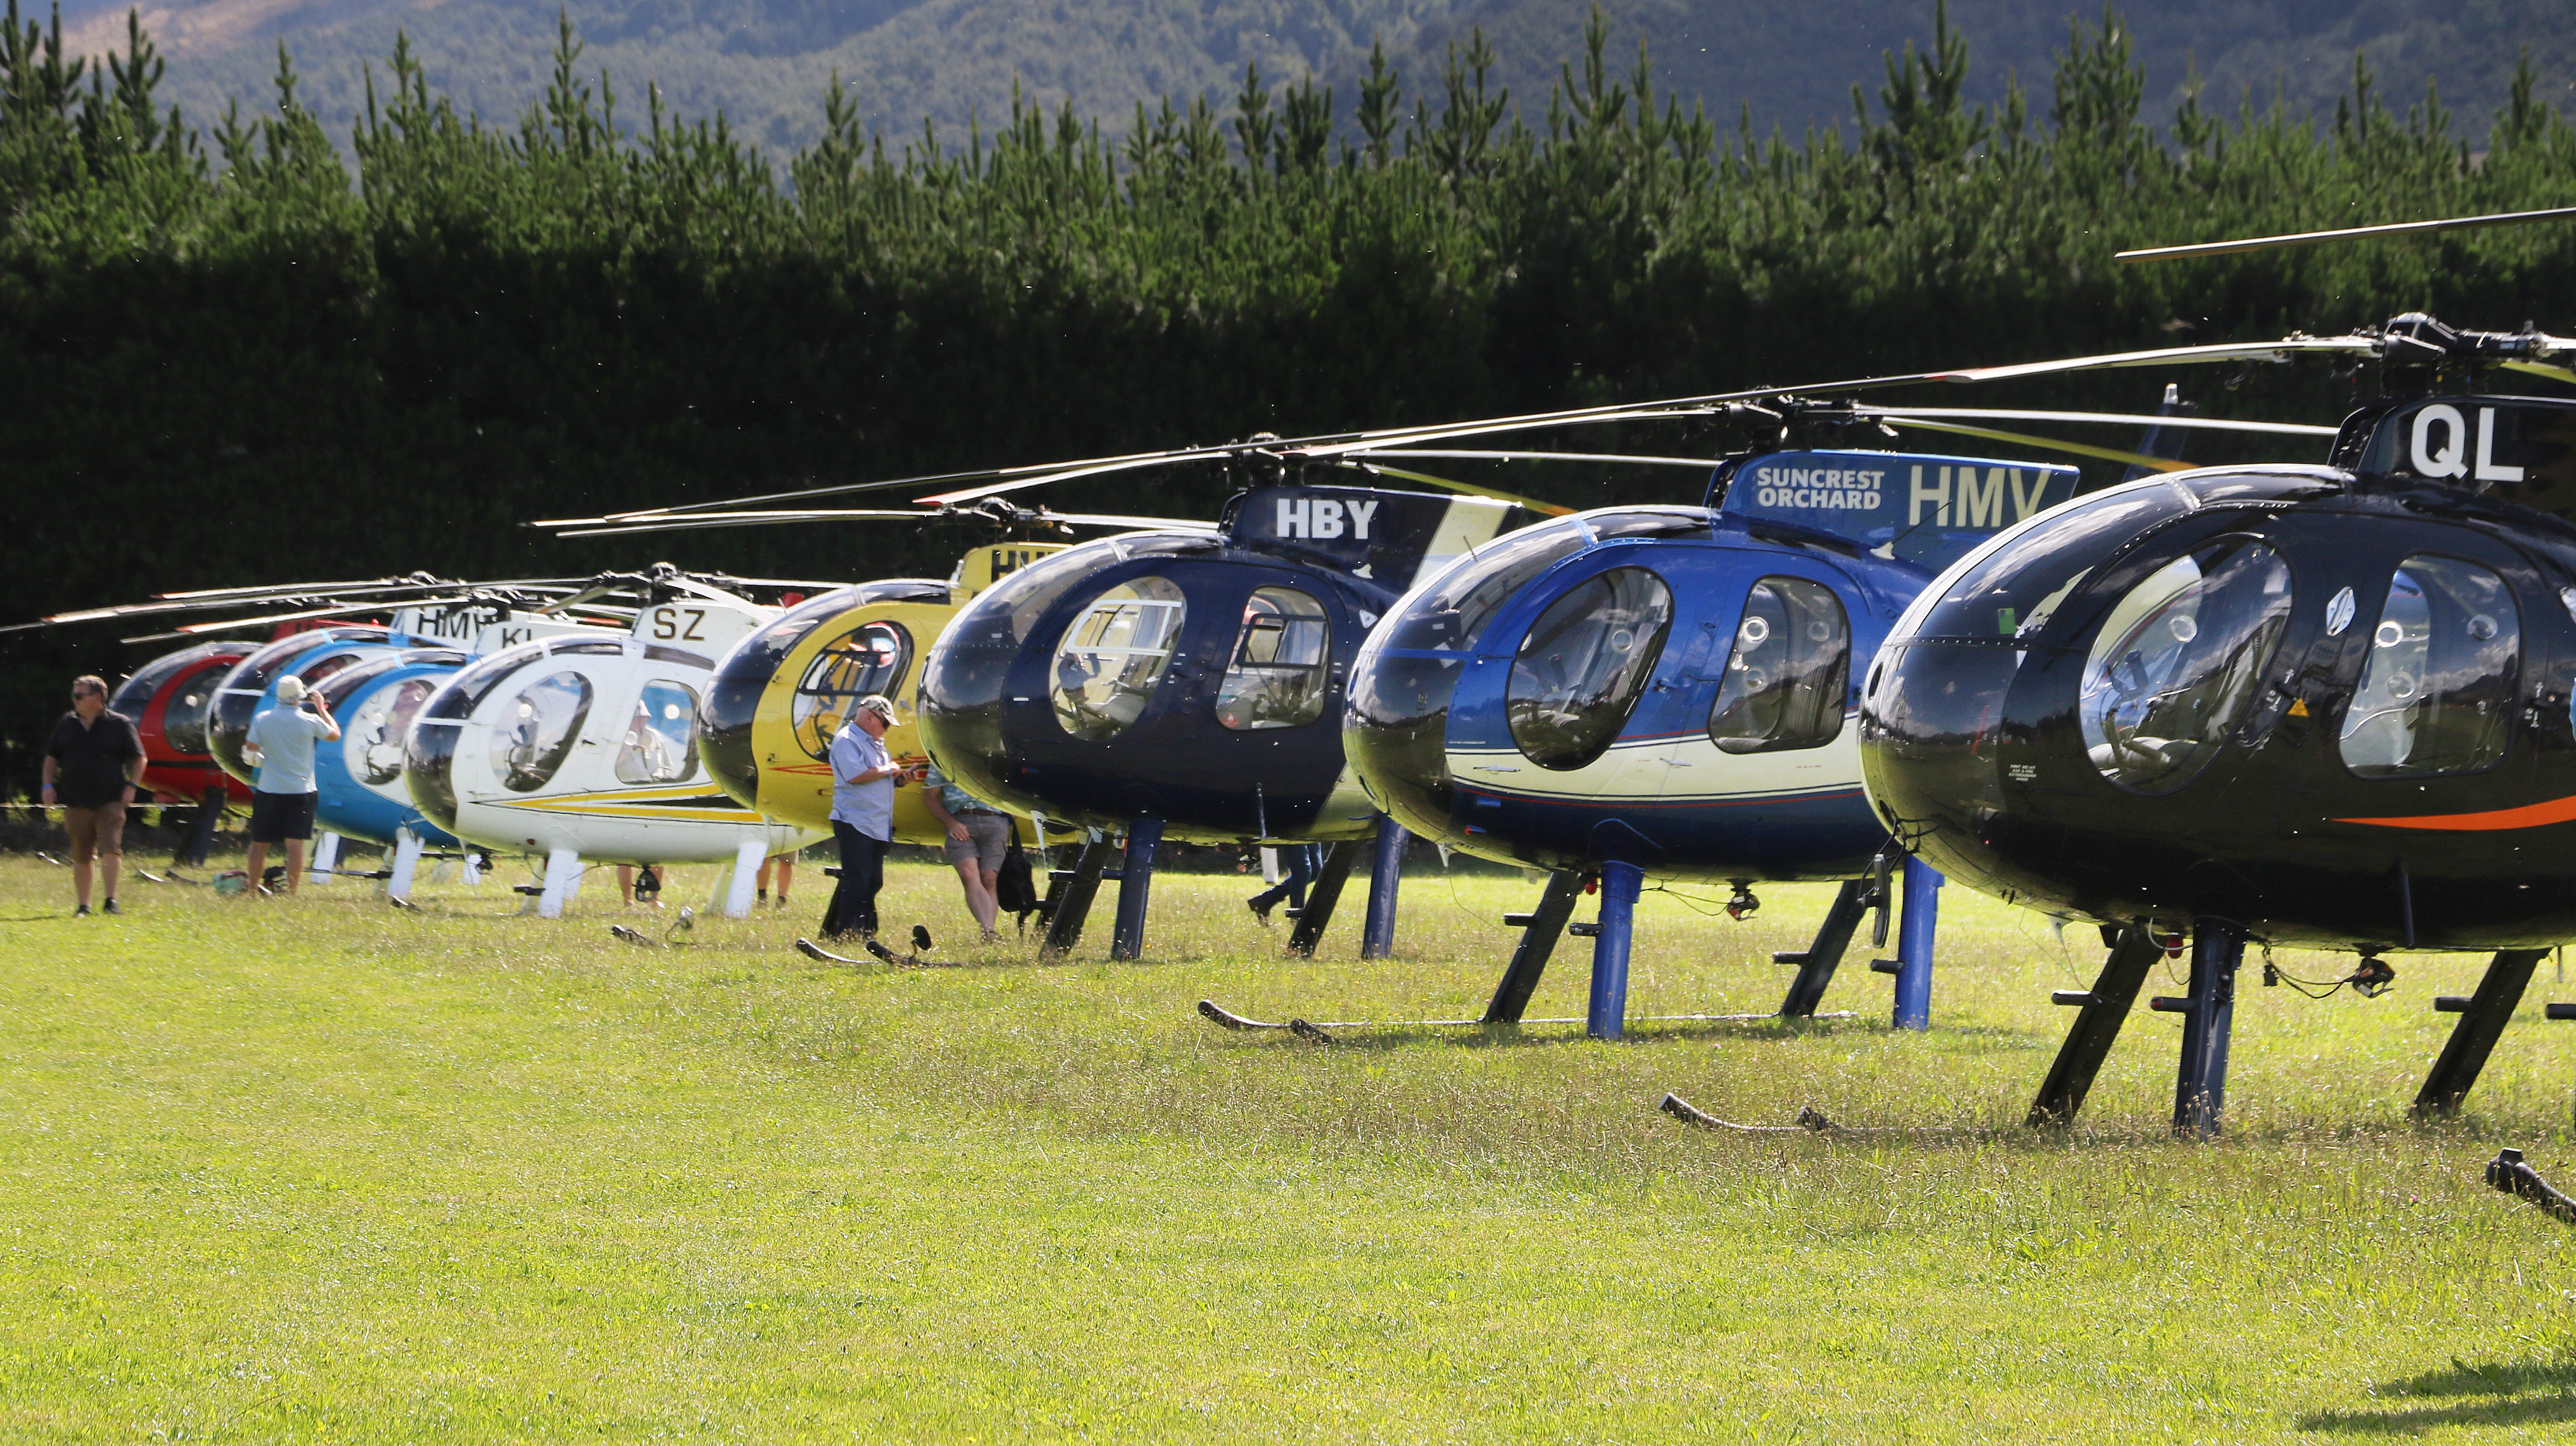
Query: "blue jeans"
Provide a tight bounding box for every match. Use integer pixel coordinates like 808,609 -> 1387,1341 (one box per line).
1248,843 -> 1319,911
822,822 -> 887,938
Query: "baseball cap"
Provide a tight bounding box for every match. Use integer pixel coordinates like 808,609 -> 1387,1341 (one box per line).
276,677 -> 309,703
855,694 -> 897,722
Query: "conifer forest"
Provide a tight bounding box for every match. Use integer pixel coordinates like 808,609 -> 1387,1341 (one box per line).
4,0 -> 2575,784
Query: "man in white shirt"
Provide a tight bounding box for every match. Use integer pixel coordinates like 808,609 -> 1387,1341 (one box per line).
242,675 -> 340,897
820,694 -> 915,940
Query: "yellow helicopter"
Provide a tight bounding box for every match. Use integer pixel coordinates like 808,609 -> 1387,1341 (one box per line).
694,541 -> 1079,844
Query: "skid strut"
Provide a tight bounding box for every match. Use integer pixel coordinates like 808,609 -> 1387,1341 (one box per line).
1360,816 -> 1407,960
1285,840 -> 1361,959
2026,924 -> 2162,1127
2415,949 -> 2552,1118
1482,870 -> 1584,1024
1586,860 -> 1646,1039
2165,918 -> 2247,1139
1774,877 -> 1871,1018
1040,840 -> 1118,958
1108,816 -> 1164,961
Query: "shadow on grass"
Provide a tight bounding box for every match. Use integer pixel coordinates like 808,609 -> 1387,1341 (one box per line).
2297,1357 -> 2576,1433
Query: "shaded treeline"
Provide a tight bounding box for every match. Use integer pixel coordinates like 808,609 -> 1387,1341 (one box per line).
4,1 -> 2575,792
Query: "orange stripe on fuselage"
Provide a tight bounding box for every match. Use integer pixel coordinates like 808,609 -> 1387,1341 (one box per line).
2338,795 -> 2576,831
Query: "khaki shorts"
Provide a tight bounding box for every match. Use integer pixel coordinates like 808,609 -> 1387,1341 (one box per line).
64,803 -> 126,864
940,811 -> 1011,871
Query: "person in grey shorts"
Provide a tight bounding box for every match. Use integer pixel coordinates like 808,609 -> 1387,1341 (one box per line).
922,761 -> 1009,943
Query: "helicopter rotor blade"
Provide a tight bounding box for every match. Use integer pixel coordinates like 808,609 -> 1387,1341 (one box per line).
2117,205 -> 2576,263
1038,512 -> 1224,531
1926,337 -> 2382,384
1344,449 -> 1720,468
2502,360 -> 2576,387
551,509 -> 935,538
169,595 -> 489,636
148,574 -> 438,602
573,329 -> 2412,523
1859,407 -> 2337,437
1329,461 -> 1579,517
1876,418 -> 2192,473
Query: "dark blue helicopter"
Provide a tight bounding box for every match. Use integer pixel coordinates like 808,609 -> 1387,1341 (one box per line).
914,483 -> 1527,960
1343,448 -> 2080,1037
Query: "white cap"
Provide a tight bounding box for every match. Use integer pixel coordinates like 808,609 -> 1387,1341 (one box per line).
276,676 -> 309,704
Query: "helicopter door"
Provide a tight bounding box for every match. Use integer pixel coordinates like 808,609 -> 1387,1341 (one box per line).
490,670 -> 594,793
618,680 -> 704,785
1504,566 -> 1675,772
1214,586 -> 1333,732
792,621 -> 911,760
2077,538 -> 2296,795
355,677 -> 443,790
1050,576 -> 1188,741
2336,556 -> 2523,781
1705,576 -> 1852,755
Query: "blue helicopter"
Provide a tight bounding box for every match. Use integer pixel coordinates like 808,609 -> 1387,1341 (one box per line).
1333,446 -> 2079,1037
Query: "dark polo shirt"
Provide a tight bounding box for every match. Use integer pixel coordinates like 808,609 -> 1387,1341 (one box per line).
46,709 -> 144,808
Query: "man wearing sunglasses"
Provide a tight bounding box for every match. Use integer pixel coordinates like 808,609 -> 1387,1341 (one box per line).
41,675 -> 144,917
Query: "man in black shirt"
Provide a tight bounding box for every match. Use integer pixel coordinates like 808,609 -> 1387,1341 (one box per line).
41,674 -> 145,917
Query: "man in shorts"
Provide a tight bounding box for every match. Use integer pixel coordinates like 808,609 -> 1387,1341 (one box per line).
41,675 -> 144,916
921,760 -> 1009,943
242,675 -> 341,897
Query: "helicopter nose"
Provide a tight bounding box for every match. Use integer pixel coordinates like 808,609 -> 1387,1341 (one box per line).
402,719 -> 465,835
1344,638 -> 1468,839
697,656 -> 764,810
1856,641 -> 2017,860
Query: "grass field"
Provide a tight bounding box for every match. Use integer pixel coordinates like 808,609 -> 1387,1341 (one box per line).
6,849 -> 2576,1441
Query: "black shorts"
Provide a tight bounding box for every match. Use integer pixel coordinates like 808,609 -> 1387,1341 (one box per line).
248,790 -> 319,844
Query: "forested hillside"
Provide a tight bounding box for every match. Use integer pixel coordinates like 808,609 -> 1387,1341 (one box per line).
3,3 -> 2575,788
51,0 -> 2576,157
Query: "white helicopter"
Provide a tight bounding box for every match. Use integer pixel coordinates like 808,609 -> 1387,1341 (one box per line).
401,568 -> 835,918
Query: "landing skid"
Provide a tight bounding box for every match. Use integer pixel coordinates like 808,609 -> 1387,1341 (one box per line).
1657,1093 -> 1851,1134
1196,998 -> 1849,1041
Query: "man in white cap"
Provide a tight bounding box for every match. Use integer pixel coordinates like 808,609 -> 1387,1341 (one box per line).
241,675 -> 341,897
819,693 -> 916,940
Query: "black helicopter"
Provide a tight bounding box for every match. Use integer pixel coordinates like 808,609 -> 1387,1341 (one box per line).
1857,209 -> 2576,1137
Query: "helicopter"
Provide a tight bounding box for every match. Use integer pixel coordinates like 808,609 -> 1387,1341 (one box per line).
684,543 -> 1083,852
400,570 -> 841,918
1851,209 -> 2576,1137
1336,445 -> 2099,1038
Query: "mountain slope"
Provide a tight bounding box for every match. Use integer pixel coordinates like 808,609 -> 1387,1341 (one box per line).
59,0 -> 2576,159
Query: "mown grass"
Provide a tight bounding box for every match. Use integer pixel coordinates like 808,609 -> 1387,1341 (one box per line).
6,850 -> 2576,1441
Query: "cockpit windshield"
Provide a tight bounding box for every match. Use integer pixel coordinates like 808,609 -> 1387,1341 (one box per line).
1384,519 -> 1593,652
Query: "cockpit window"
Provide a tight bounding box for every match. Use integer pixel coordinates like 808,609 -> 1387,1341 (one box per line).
490,670 -> 593,792
1052,576 -> 1186,740
354,677 -> 443,785
618,680 -> 703,784
794,620 -> 910,759
2339,556 -> 2520,778
1215,587 -> 1331,730
163,674 -> 225,755
1507,566 -> 1674,770
1708,577 -> 1850,754
2080,538 -> 2293,795
1385,519 -> 1593,652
